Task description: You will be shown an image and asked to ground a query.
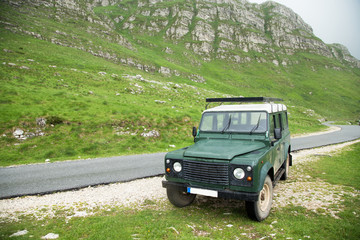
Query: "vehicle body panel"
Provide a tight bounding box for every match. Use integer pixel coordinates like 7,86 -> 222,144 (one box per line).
163,100 -> 291,204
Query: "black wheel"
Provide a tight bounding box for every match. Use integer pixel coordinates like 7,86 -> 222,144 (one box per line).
246,175 -> 273,221
280,153 -> 290,180
166,186 -> 196,208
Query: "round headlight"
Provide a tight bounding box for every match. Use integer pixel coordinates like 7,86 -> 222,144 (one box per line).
233,168 -> 245,180
173,162 -> 182,172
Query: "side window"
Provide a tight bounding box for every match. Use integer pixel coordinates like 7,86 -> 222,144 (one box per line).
278,113 -> 283,130
274,114 -> 280,129
270,114 -> 275,139
282,112 -> 288,129
270,114 -> 283,139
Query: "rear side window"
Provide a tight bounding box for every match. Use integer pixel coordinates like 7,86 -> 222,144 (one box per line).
284,112 -> 288,129
270,113 -> 284,139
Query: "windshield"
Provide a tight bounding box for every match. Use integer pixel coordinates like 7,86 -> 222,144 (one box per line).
199,111 -> 267,133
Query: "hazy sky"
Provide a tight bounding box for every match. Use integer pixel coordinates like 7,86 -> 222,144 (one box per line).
248,0 -> 360,60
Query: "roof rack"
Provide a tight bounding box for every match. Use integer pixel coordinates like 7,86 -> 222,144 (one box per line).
205,97 -> 283,109
206,97 -> 283,103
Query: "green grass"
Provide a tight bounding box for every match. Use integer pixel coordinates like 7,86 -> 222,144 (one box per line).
1,199 -> 359,239
305,142 -> 360,189
1,143 -> 359,239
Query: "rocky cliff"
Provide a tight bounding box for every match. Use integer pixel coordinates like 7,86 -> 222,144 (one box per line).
1,0 -> 359,71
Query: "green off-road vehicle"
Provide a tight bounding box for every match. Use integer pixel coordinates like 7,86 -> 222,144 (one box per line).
162,97 -> 292,221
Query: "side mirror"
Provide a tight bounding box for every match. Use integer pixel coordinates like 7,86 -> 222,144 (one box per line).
274,128 -> 282,140
192,127 -> 197,137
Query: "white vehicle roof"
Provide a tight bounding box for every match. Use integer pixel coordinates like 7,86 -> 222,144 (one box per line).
203,103 -> 287,113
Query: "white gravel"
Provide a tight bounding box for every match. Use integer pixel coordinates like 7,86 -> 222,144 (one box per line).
273,139 -> 360,218
1,139 -> 359,222
0,176 -> 167,222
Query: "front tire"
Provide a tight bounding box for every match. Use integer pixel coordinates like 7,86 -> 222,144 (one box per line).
246,175 -> 273,221
166,186 -> 196,208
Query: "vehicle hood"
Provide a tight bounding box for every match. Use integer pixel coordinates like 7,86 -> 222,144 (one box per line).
183,139 -> 266,160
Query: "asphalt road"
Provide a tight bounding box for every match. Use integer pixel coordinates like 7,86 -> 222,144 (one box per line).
291,123 -> 360,151
1,124 -> 359,199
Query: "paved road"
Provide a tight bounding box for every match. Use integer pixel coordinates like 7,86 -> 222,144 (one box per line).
1,124 -> 359,199
291,123 -> 360,151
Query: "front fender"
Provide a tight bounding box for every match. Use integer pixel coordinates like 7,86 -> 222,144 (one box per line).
256,162 -> 273,192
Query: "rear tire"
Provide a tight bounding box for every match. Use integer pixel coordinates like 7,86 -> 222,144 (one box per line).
280,153 -> 290,180
246,175 -> 273,221
166,186 -> 196,208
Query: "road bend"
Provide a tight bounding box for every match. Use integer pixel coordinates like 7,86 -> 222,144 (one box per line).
1,124 -> 359,199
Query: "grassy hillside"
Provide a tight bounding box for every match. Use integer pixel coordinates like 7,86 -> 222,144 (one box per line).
0,30 -> 212,165
0,0 -> 359,166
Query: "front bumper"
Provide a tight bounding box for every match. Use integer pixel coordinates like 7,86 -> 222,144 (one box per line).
162,180 -> 259,202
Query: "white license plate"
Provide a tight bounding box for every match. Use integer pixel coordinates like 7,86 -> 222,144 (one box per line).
187,187 -> 218,198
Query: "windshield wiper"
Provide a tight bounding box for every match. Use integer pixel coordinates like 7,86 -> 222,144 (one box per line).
250,114 -> 262,135
221,115 -> 232,133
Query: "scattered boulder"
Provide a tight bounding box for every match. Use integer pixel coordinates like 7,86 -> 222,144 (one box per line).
189,74 -> 205,83
10,230 -> 28,237
173,84 -> 182,89
36,118 -> 47,127
41,233 -> 59,239
13,128 -> 45,140
159,66 -> 171,76
141,130 -> 160,138
13,128 -> 24,139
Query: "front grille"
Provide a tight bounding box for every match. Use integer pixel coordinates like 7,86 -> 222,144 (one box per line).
183,160 -> 229,185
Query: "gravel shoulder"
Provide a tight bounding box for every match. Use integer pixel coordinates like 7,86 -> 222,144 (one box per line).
1,139 -> 359,222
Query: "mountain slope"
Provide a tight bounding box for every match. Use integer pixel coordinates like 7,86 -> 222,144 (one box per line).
0,0 -> 359,165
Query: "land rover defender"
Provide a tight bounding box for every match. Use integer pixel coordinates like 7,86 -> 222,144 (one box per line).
162,97 -> 292,221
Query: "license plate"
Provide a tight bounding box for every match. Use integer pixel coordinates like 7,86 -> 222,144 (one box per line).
187,187 -> 218,198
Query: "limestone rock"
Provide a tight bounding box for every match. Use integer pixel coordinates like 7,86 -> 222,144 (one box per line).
36,118 -> 47,127
13,129 -> 25,139
41,233 -> 59,239
10,230 -> 28,237
4,0 -> 359,69
141,130 -> 160,138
